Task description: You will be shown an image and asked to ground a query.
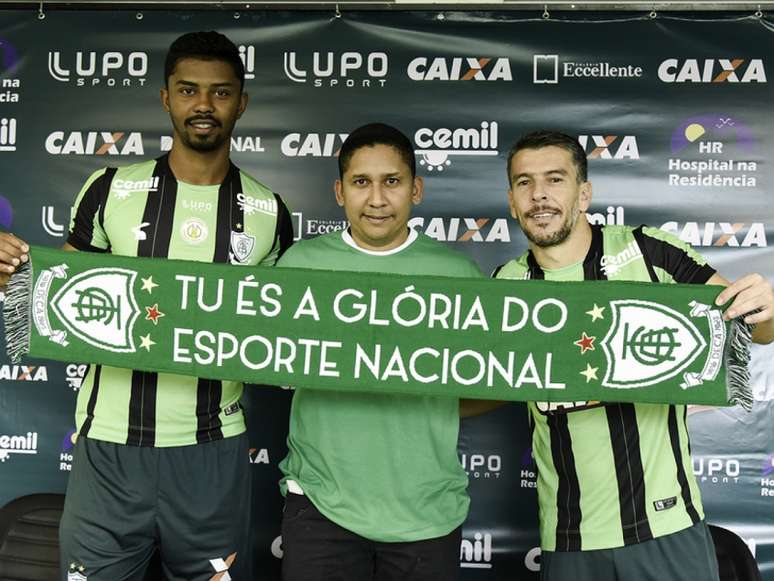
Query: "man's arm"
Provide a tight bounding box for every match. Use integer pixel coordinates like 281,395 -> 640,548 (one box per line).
708,272 -> 774,344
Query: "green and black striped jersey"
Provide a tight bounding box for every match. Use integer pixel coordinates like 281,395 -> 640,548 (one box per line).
67,155 -> 294,447
495,224 -> 716,551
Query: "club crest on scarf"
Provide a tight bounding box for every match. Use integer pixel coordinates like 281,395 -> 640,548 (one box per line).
33,265 -> 141,353
599,299 -> 720,389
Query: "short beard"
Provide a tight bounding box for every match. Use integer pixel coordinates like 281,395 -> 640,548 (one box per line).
523,199 -> 580,248
170,115 -> 232,153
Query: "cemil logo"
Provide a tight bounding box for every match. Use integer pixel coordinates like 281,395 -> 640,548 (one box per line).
112,177 -> 159,200
600,240 -> 642,276
238,45 -> 255,80
281,133 -> 348,157
409,217 -> 510,243
46,131 -> 144,155
414,121 -> 498,171
0,118 -> 17,152
459,531 -> 493,569
66,363 -> 89,391
48,50 -> 148,87
283,51 -> 388,88
32,264 -> 141,353
408,57 -> 512,81
658,59 -> 766,83
587,206 -> 625,227
0,432 -> 38,462
578,135 -> 639,160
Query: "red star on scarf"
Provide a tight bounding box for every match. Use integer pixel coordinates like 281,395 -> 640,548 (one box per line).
144,304 -> 165,325
574,332 -> 596,354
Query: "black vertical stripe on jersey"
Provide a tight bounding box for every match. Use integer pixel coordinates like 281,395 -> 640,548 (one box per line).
194,165 -> 242,443
526,252 -> 545,279
547,413 -> 582,551
126,371 -> 158,447
605,404 -> 653,545
78,365 -> 100,438
632,226 -> 660,283
195,378 -> 223,443
667,406 -> 701,524
632,226 -> 715,284
67,168 -> 117,253
137,156 -> 176,259
584,225 -> 606,280
128,157 -> 176,446
272,193 -> 295,262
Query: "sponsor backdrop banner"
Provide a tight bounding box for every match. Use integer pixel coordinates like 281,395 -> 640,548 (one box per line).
0,8 -> 772,579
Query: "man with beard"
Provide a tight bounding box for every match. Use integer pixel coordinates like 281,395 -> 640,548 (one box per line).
0,31 -> 293,580
493,130 -> 773,581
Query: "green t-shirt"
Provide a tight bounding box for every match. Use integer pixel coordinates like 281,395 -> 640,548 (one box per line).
495,224 -> 716,552
278,228 -> 482,542
67,155 -> 294,447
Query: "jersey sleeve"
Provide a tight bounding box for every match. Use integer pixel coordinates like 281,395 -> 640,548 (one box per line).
638,226 -> 716,284
259,193 -> 295,267
67,168 -> 114,252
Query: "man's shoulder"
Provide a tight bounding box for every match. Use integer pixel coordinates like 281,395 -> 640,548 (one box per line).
277,231 -> 343,267
493,253 -> 529,279
410,234 -> 483,276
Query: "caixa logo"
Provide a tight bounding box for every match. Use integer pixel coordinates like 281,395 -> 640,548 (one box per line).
281,133 -> 348,157
408,217 -> 510,243
283,52 -> 388,88
658,59 -> 766,83
48,51 -> 148,87
660,221 -> 766,248
459,453 -> 501,479
46,131 -> 144,155
408,57 -> 512,81
577,135 -> 639,160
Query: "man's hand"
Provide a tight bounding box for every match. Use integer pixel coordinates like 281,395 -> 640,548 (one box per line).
714,273 -> 774,344
0,233 -> 29,290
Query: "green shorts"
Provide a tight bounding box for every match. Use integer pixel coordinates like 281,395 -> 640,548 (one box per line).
59,434 -> 251,581
540,520 -> 720,581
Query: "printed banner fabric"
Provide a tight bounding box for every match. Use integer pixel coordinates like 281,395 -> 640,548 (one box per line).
3,246 -> 752,408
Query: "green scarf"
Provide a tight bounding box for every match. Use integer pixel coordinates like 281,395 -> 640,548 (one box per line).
3,246 -> 752,408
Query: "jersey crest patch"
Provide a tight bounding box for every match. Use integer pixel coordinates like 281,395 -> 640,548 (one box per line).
180,217 -> 209,245
230,231 -> 255,264
600,299 -> 706,389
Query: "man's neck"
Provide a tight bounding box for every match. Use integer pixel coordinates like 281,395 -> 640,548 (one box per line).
167,143 -> 231,185
530,219 -> 593,270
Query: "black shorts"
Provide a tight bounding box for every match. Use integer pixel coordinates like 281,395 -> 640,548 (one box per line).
59,434 -> 251,581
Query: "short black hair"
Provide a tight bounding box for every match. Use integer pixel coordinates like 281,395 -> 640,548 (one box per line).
338,123 -> 416,179
506,130 -> 587,185
164,31 -> 245,91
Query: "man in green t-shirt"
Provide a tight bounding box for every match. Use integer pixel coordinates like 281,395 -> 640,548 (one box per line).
1,32 -> 293,580
278,123 -> 481,581
493,130 -> 774,580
